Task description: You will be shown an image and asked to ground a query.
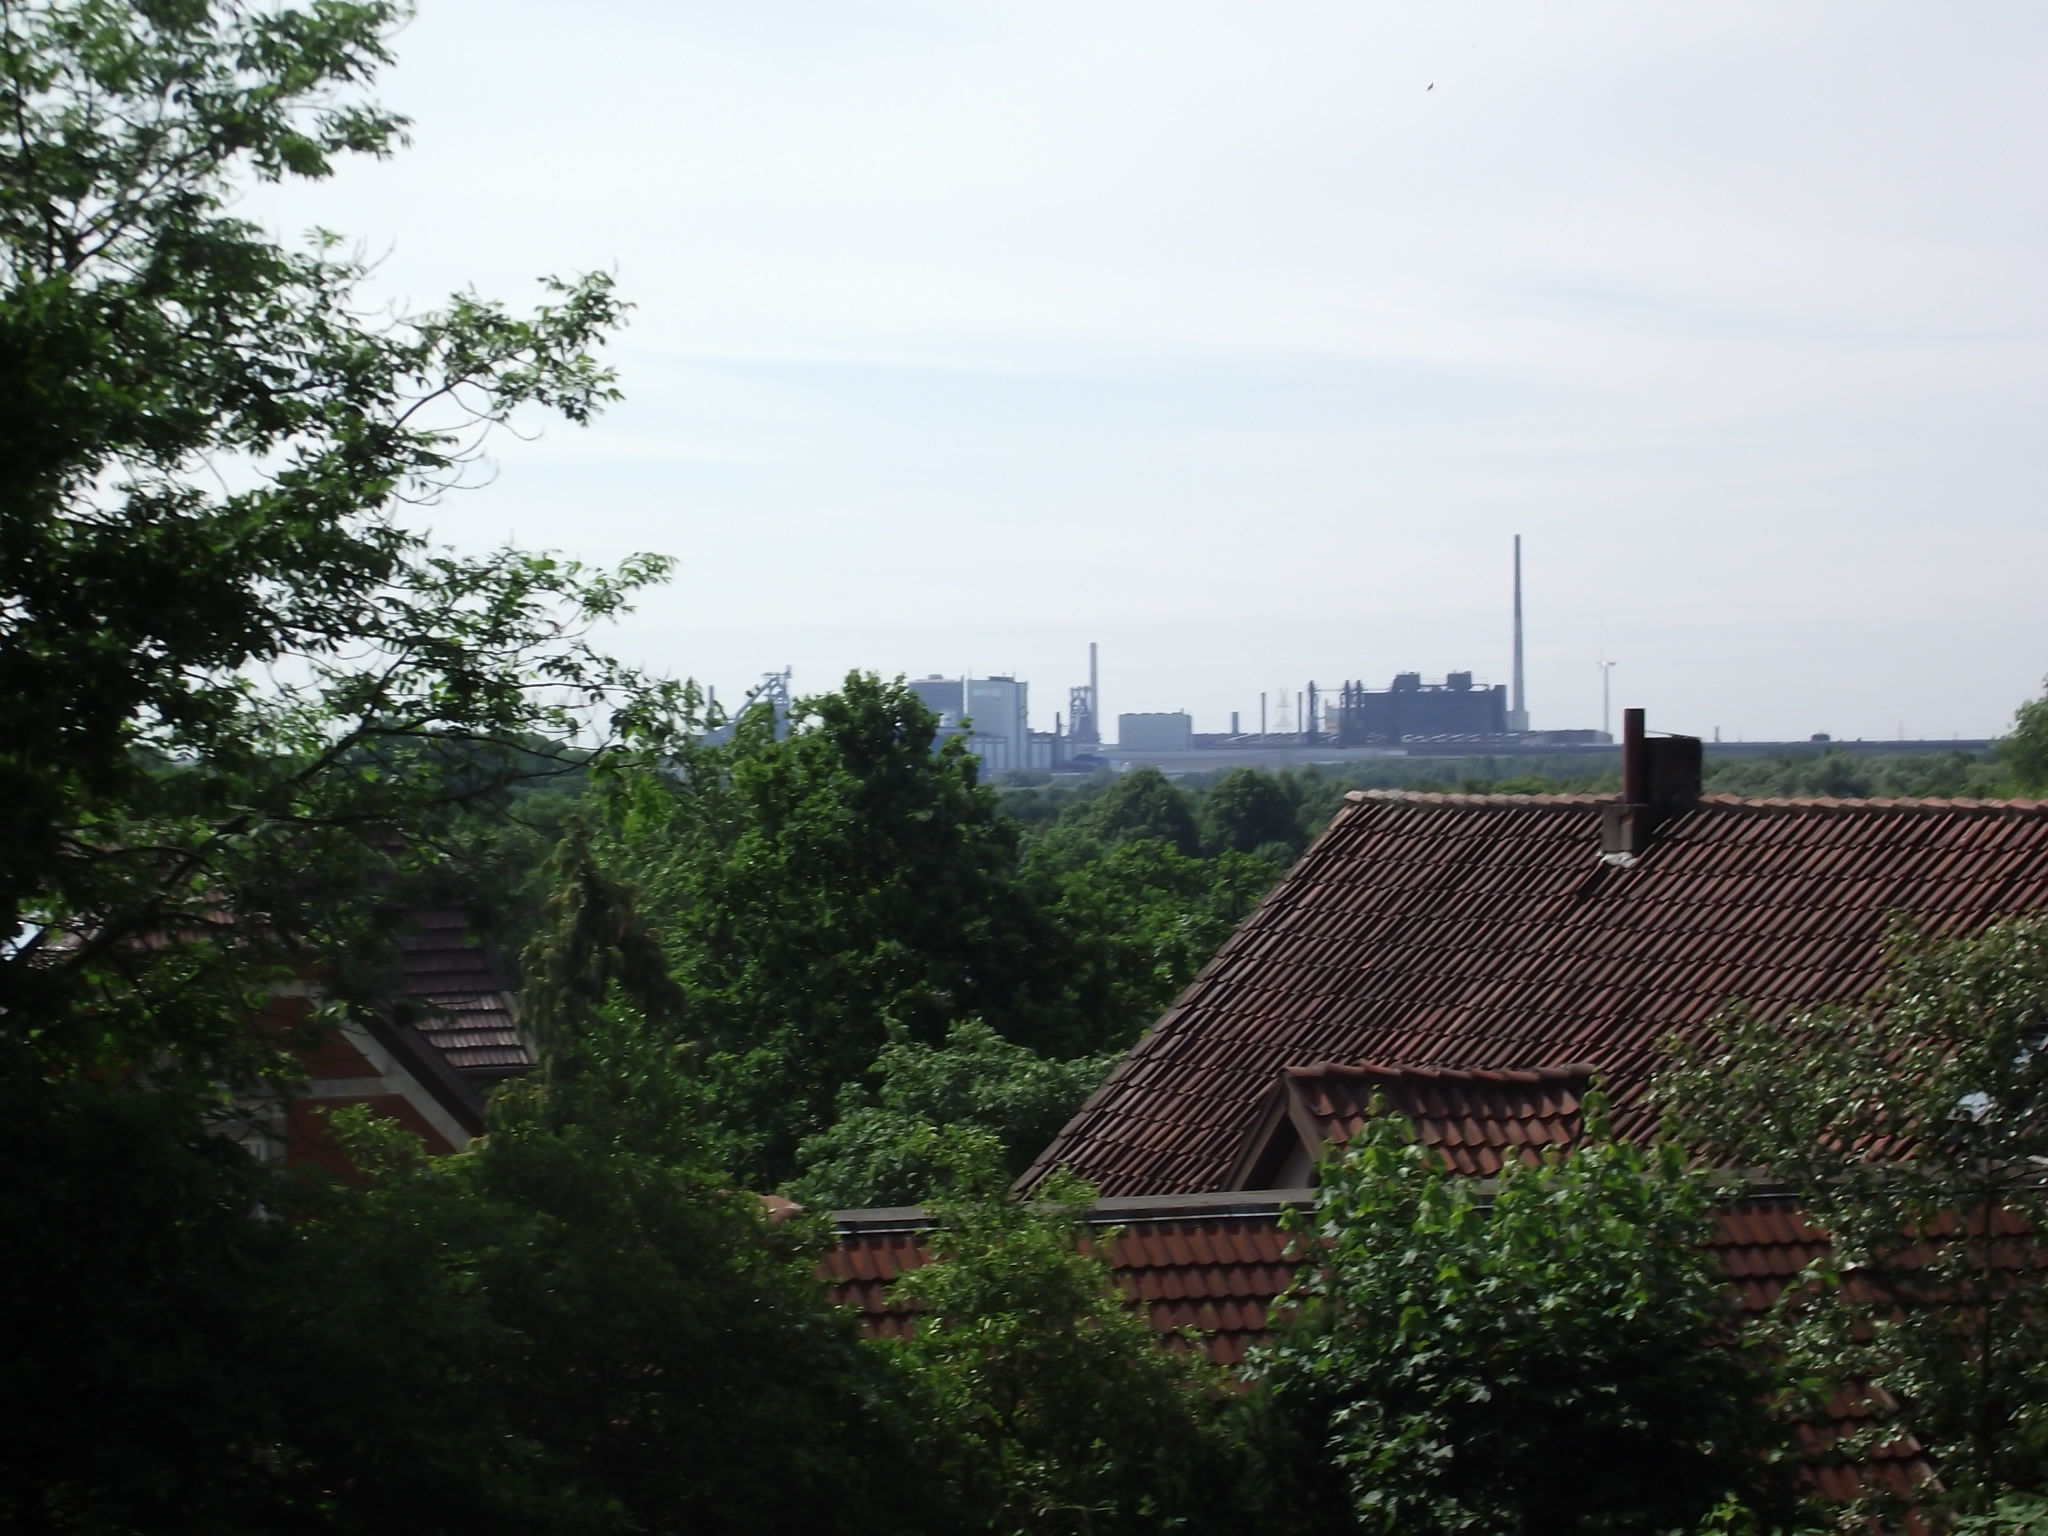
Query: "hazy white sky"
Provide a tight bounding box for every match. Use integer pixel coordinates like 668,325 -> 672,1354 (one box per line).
254,2 -> 2048,741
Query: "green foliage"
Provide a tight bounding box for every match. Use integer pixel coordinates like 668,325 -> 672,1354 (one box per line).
1259,1104 -> 1793,1536
605,673 -> 1067,1182
319,996 -> 919,1535
190,988 -> 925,1536
1015,735 -> 2026,841
1023,828 -> 1280,1051
601,678 -> 1295,1190
519,818 -> 689,1062
787,1019 -> 1113,1210
2004,682 -> 2048,794
884,1148 -> 1249,1535
0,1052 -> 298,1531
1956,1494 -> 2048,1534
1660,916 -> 2048,1516
1106,747 -> 2019,815
1200,767 -> 1305,855
0,0 -> 672,1102
996,768 -> 1122,835
2,983 -> 920,1535
1079,767 -> 1203,856
0,4 -> 688,1525
1701,749 -> 2001,800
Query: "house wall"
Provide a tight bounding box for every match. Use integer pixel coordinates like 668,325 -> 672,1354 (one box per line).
244,987 -> 480,1172
287,1017 -> 474,1172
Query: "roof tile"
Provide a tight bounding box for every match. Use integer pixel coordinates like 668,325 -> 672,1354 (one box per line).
396,910 -> 530,1078
1024,795 -> 2048,1196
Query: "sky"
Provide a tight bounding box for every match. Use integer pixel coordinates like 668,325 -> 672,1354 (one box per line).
251,2 -> 2048,742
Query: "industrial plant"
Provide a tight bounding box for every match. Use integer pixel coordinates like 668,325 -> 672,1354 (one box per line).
908,643 -> 1121,773
707,538 -> 1607,772
905,673 -> 1074,774
887,537 -> 1608,773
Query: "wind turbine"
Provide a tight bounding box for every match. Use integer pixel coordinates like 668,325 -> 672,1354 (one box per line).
1598,654 -> 1617,741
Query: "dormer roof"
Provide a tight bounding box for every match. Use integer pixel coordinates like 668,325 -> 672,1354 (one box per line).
1224,1061 -> 1594,1188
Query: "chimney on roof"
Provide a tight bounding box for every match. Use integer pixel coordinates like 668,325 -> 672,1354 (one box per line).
1602,708 -> 1702,861
1620,707 -> 1646,805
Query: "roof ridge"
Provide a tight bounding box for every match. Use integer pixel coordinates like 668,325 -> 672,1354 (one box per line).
1283,1060 -> 1598,1084
1345,789 -> 2048,812
1344,790 -> 1610,807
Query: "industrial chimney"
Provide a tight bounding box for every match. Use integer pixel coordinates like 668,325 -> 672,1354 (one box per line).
1068,642 -> 1102,748
1508,535 -> 1529,733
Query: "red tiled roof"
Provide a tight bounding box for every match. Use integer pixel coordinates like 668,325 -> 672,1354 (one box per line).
824,1193 -> 1823,1357
1025,792 -> 2048,1197
824,1194 -> 1306,1366
821,1192 -> 1921,1496
1228,1062 -> 1592,1185
395,910 -> 529,1078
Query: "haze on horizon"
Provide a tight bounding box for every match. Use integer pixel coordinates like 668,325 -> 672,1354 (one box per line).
253,1 -> 2048,744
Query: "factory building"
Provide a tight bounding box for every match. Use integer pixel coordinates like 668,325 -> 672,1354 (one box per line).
1118,712 -> 1194,752
1333,672 -> 1509,744
909,673 -> 1060,773
1321,536 -> 1542,746
965,677 -> 1031,768
907,675 -> 963,727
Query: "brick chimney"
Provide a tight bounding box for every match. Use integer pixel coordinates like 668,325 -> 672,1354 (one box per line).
1601,709 -> 1701,861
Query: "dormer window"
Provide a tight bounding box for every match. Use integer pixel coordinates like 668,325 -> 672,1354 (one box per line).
1225,1062 -> 1596,1191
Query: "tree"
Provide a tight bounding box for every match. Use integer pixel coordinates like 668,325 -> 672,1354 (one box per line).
1199,768 -> 1304,857
1079,767 -> 1202,857
520,818 -> 690,1063
601,679 -> 1294,1187
354,1002 -> 922,1534
1023,827 -> 1280,1054
884,1144 -> 1252,1535
254,981 -> 929,1535
1660,916 -> 2048,1517
785,1019 -> 1112,1209
0,0 -> 671,1094
1,825 -> 926,1535
0,3 -> 673,1523
0,1036 -> 310,1532
607,674 -> 1066,1183
1259,1103 -> 1793,1536
2004,682 -> 2048,793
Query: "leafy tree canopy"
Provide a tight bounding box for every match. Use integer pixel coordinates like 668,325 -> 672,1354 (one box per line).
785,1019 -> 1113,1210
884,1144 -> 1254,1535
0,3 -> 675,1522
2004,681 -> 2048,794
519,817 -> 689,1066
1199,766 -> 1305,856
276,990 -> 923,1534
1259,1103 -> 1794,1536
0,0 -> 672,1096
587,680 -> 1295,1194
1022,826 -> 1279,1055
1076,766 -> 1202,856
1661,916 -> 2048,1517
601,673 -> 1069,1182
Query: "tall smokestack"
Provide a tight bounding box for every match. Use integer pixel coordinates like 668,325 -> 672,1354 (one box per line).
1089,642 -> 1099,738
1509,535 -> 1529,733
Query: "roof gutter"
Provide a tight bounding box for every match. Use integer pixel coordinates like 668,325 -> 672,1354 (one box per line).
833,1188 -> 1320,1237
